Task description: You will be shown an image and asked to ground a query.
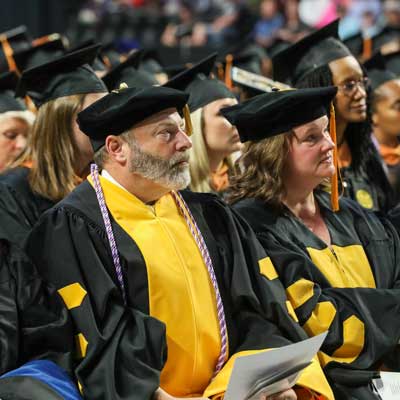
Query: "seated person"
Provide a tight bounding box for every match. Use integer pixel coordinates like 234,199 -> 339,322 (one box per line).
25,85 -> 334,400
364,52 -> 400,203
0,229 -> 78,399
166,54 -> 241,196
0,72 -> 35,173
223,86 -> 400,399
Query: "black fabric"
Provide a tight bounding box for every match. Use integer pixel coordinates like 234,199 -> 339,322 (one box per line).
234,190 -> 400,399
0,167 -> 55,246
220,86 -> 337,142
0,26 -> 31,73
371,25 -> 400,52
13,39 -> 65,73
102,50 -> 158,91
342,32 -> 363,58
0,236 -> 74,377
77,86 -> 189,152
15,44 -> 107,108
272,19 -> 352,85
364,52 -> 397,91
0,72 -> 26,112
340,163 -> 386,212
165,53 -> 235,112
25,182 -> 310,400
384,50 -> 400,76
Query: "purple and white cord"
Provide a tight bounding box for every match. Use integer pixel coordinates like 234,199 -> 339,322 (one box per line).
90,163 -> 228,378
171,190 -> 228,377
90,163 -> 127,305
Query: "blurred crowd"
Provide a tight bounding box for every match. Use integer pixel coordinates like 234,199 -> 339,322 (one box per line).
67,0 -> 400,52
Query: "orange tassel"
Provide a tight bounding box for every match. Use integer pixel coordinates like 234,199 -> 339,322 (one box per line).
330,103 -> 339,212
224,54 -> 233,89
362,37 -> 372,60
217,63 -> 224,81
0,36 -> 19,74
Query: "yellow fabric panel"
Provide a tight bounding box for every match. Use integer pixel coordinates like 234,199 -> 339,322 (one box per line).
286,300 -> 299,322
286,279 -> 315,309
204,350 -> 264,400
204,350 -> 334,400
58,282 -> 87,310
332,245 -> 376,288
303,301 -> 337,337
91,175 -> 221,397
306,245 -> 375,288
75,333 -> 88,358
78,381 -> 83,394
296,356 -> 335,400
318,315 -> 365,366
258,257 -> 278,280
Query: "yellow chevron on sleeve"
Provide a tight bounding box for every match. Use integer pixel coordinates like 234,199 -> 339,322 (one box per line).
258,256 -> 278,280
58,282 -> 87,310
286,279 -> 314,309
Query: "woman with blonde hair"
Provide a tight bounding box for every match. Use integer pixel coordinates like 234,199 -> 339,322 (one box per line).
166,53 -> 241,194
0,72 -> 35,172
0,45 -> 108,245
223,86 -> 400,399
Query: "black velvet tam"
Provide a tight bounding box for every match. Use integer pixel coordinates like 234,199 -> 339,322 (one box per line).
77,85 -> 189,152
220,86 -> 337,142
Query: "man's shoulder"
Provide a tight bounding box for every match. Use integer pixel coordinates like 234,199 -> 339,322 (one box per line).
45,180 -> 103,228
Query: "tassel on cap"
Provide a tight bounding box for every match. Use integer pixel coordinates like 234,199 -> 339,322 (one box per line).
224,54 -> 233,89
0,37 -> 18,74
217,62 -> 224,81
183,104 -> 192,136
330,102 -> 339,212
362,37 -> 372,61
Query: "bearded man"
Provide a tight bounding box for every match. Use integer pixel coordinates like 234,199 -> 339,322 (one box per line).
25,85 -> 333,400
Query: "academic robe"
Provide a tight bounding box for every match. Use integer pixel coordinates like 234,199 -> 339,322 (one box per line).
0,233 -> 77,398
25,178 -> 333,400
0,167 -> 54,245
234,190 -> 400,399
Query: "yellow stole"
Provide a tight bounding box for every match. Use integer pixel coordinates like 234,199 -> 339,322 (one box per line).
88,175 -> 221,397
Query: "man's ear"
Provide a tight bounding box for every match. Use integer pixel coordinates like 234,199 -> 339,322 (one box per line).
105,135 -> 129,165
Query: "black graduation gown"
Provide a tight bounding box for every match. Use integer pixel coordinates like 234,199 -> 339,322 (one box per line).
0,167 -> 54,245
340,163 -> 392,213
25,181 -> 332,400
0,234 -> 76,397
234,190 -> 400,399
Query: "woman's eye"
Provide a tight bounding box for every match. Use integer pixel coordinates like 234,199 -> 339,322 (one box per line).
305,134 -> 318,143
2,131 -> 18,140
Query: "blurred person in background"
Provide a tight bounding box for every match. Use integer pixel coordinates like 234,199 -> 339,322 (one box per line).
166,54 -> 241,195
364,52 -> 400,203
273,19 -> 394,212
0,45 -> 108,245
254,0 -> 284,48
0,72 -> 35,173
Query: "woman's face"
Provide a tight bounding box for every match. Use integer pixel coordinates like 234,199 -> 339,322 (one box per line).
372,79 -> 400,138
72,92 -> 107,167
203,97 -> 242,157
285,115 -> 335,186
0,116 -> 30,171
329,55 -> 368,123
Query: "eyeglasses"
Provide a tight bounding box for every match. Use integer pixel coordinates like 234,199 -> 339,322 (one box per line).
337,77 -> 370,96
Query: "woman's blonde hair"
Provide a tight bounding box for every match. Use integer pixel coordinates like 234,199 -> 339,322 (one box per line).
189,107 -> 234,193
227,133 -> 291,209
11,94 -> 87,202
